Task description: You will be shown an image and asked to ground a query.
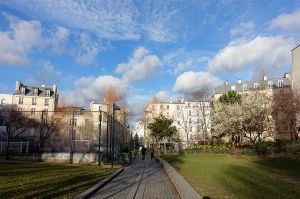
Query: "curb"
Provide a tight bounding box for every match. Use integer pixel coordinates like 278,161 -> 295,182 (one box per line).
75,167 -> 124,199
75,155 -> 136,199
157,157 -> 203,199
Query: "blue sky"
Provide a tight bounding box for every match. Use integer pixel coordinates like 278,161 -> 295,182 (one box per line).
0,0 -> 300,119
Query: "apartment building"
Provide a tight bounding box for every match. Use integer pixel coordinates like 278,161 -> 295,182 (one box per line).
213,73 -> 293,140
291,44 -> 300,133
0,94 -> 13,107
145,99 -> 211,147
12,81 -> 58,118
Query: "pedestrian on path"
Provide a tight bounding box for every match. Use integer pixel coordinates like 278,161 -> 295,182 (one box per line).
150,146 -> 155,160
141,146 -> 147,160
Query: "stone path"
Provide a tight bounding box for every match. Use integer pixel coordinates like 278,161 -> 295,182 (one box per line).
91,155 -> 180,199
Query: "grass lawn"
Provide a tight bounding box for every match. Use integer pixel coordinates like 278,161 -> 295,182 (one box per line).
0,161 -> 115,199
162,153 -> 300,199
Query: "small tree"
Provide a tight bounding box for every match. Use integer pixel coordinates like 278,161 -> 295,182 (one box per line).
212,93 -> 275,145
219,90 -> 242,104
147,114 -> 177,145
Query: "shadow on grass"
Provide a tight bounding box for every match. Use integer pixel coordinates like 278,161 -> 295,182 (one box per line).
0,161 -> 113,199
218,156 -> 300,199
252,155 -> 300,178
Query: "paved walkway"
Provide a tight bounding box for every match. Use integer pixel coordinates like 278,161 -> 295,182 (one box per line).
91,155 -> 180,199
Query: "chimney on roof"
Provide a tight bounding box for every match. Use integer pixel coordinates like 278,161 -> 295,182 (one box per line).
283,73 -> 290,79
53,84 -> 57,93
263,75 -> 268,81
237,79 -> 242,84
15,81 -> 21,91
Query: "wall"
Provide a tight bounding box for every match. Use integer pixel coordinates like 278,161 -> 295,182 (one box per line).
41,152 -> 100,164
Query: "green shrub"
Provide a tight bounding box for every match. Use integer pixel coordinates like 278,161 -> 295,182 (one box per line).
255,141 -> 269,155
273,139 -> 287,153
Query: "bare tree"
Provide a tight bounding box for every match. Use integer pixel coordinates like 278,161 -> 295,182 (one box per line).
191,88 -> 212,142
0,106 -> 39,159
102,86 -> 120,105
272,88 -> 300,140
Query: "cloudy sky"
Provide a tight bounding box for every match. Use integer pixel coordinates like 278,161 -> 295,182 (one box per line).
0,0 -> 300,120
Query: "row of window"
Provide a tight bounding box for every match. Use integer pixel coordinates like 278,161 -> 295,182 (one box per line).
236,80 -> 284,91
152,103 -> 209,110
18,97 -> 50,106
20,87 -> 51,96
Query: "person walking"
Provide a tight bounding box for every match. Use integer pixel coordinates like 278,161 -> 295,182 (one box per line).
141,146 -> 147,160
150,146 -> 155,160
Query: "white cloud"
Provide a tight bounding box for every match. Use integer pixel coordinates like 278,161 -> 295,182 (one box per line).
49,26 -> 70,54
173,71 -> 222,93
230,21 -> 255,37
174,60 -> 193,74
115,46 -> 161,83
75,33 -> 100,65
142,1 -> 178,42
26,61 -> 62,86
270,8 -> 300,30
4,0 -> 140,41
3,0 -> 182,43
0,13 -> 44,66
62,75 -> 128,107
208,36 -> 295,74
162,48 -> 211,75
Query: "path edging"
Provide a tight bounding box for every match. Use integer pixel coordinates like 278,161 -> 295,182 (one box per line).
75,167 -> 124,199
75,155 -> 136,199
157,157 -> 203,199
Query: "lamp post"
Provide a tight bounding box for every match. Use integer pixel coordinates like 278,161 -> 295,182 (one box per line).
111,103 -> 121,168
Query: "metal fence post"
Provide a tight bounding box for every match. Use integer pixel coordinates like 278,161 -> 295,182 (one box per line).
70,111 -> 75,164
38,110 -> 44,161
98,110 -> 102,166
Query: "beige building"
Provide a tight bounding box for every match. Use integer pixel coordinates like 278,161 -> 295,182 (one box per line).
12,81 -> 58,118
0,94 -> 13,107
292,44 -> 300,94
291,44 -> 300,132
145,99 -> 211,147
213,73 -> 293,140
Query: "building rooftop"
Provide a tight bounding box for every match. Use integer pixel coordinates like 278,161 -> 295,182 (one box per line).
14,81 -> 57,97
215,75 -> 291,94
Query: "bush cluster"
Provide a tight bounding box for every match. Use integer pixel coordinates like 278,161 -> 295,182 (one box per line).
184,140 -> 299,155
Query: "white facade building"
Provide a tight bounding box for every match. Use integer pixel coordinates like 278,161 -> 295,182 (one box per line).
0,94 -> 13,107
145,99 -> 211,147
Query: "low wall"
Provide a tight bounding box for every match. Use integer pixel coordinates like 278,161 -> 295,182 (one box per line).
41,152 -> 99,164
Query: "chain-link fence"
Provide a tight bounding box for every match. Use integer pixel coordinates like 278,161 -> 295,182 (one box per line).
0,109 -> 130,164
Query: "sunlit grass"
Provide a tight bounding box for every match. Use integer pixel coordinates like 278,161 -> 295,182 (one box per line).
162,153 -> 300,199
0,161 -> 115,199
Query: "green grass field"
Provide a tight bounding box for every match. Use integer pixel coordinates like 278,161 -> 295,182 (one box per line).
0,161 -> 115,199
162,153 -> 300,199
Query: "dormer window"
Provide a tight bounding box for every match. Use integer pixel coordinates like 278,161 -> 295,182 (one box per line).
21,87 -> 25,94
268,81 -> 273,89
278,80 -> 283,87
46,89 -> 50,97
254,83 -> 259,89
33,88 -> 38,95
242,84 -> 247,91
